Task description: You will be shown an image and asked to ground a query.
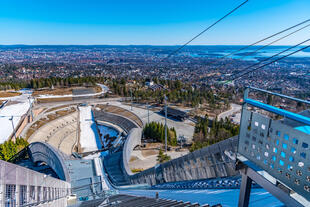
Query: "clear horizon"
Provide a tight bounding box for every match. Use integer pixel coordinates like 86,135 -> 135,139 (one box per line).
0,0 -> 309,45
0,44 -> 307,47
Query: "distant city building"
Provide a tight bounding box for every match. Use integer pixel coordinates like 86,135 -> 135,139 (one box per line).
148,84 -> 164,91
145,80 -> 154,87
160,107 -> 189,121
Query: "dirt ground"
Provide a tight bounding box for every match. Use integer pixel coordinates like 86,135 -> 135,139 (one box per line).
45,104 -> 71,113
0,91 -> 21,98
37,97 -> 73,103
33,86 -> 101,97
94,85 -> 103,93
129,142 -> 190,172
33,88 -> 73,96
141,149 -> 158,157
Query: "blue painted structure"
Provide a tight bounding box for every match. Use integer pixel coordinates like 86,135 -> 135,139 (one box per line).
237,87 -> 310,206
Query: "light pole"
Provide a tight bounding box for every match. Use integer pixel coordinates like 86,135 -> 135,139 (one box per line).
179,135 -> 184,149
164,95 -> 168,152
28,96 -> 34,120
147,102 -> 150,124
130,89 -> 133,111
9,116 -> 17,140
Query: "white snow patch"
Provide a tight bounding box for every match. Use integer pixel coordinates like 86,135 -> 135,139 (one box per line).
79,106 -> 100,152
0,89 -> 33,144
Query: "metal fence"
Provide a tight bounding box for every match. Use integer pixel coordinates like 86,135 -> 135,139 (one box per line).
237,87 -> 310,203
0,160 -> 71,207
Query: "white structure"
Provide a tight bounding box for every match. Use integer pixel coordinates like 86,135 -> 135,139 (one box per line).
79,106 -> 101,152
0,89 -> 33,143
145,81 -> 154,87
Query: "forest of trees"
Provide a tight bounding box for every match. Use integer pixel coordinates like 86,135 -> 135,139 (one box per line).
0,76 -> 108,91
143,121 -> 177,146
0,81 -> 28,91
109,78 -> 232,108
0,138 -> 29,161
190,116 -> 239,152
29,76 -> 102,89
0,76 -> 232,113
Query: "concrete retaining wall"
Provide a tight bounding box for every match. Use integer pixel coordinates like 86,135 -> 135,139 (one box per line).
28,142 -> 71,182
122,128 -> 142,176
129,136 -> 239,185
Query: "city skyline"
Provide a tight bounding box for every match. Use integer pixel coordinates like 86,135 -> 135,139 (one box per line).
0,0 -> 309,45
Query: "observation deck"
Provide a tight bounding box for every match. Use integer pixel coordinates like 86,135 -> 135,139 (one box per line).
237,87 -> 310,207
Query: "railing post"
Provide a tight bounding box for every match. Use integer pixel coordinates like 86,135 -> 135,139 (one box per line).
237,87 -> 251,207
243,87 -> 249,110
236,87 -> 249,162
238,169 -> 252,207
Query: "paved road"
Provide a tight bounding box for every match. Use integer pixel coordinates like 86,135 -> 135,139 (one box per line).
218,103 -> 242,122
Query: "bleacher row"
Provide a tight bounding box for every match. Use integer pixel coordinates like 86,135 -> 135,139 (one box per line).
29,113 -> 78,155
97,104 -> 143,127
100,194 -> 218,207
93,110 -> 138,133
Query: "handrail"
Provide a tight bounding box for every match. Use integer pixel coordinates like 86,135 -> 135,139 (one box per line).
248,86 -> 310,105
244,98 -> 310,125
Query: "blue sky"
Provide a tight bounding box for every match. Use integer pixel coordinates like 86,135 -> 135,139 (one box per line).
0,0 -> 309,45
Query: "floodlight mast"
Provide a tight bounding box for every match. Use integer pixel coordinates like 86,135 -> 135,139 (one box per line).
164,95 -> 168,152
28,96 -> 34,120
130,89 -> 133,111
9,116 -> 17,140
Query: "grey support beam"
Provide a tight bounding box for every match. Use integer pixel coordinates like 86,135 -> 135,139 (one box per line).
245,167 -> 304,207
238,171 -> 252,207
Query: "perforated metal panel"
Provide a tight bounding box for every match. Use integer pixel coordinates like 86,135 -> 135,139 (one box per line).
238,109 -> 310,200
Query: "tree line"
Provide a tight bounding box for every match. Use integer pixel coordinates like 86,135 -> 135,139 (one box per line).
0,76 -> 232,115
0,76 -> 232,112
0,138 -> 29,161
190,116 -> 239,152
143,121 -> 177,146
0,76 -> 109,91
109,78 -> 232,109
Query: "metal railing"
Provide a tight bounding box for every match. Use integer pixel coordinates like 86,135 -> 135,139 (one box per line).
237,87 -> 310,203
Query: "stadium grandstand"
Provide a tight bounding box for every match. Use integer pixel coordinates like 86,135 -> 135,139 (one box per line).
160,107 -> 189,121
96,104 -> 143,128
93,109 -> 139,133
